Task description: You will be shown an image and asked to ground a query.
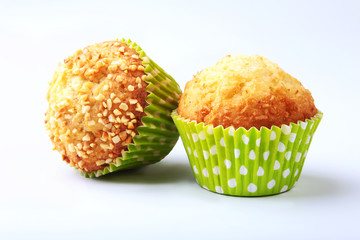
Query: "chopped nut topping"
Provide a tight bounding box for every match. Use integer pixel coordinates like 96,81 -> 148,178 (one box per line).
113,97 -> 121,104
82,134 -> 91,141
78,161 -> 85,168
135,103 -> 143,112
138,65 -> 145,71
96,160 -> 105,166
114,109 -> 121,116
77,143 -> 83,150
88,120 -> 95,126
68,144 -> 75,152
128,122 -> 134,129
129,99 -> 137,104
128,85 -> 134,91
129,65 -> 137,71
108,114 -> 116,123
94,94 -> 105,101
120,131 -> 127,140
82,105 -> 90,113
121,116 -> 129,123
107,99 -> 112,110
112,136 -> 120,144
119,103 -> 128,111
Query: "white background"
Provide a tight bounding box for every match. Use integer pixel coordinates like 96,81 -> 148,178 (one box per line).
1,0 -> 359,239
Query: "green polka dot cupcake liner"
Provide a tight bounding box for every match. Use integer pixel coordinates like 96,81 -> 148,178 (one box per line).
172,111 -> 323,196
82,39 -> 182,178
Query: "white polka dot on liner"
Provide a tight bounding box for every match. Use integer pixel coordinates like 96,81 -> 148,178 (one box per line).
215,186 -> 224,194
213,166 -> 220,175
295,152 -> 302,162
210,145 -> 217,155
187,147 -> 191,154
228,178 -> 237,188
192,133 -> 199,142
249,150 -> 256,160
194,150 -> 198,157
263,151 -> 270,160
301,122 -> 308,129
285,151 -> 292,160
239,165 -> 248,175
278,142 -> 286,152
289,133 -> 297,143
224,159 -> 231,169
203,150 -> 209,160
203,185 -> 209,190
281,125 -> 291,135
198,131 -> 205,140
270,131 -> 277,140
242,135 -> 249,144
257,166 -> 264,176
256,138 -> 261,146
283,168 -> 290,178
207,126 -> 213,135
220,138 -> 225,147
281,185 -> 288,192
294,168 -> 299,176
274,160 -> 280,170
234,149 -> 240,158
228,127 -> 235,136
306,135 -> 311,144
247,183 -> 257,193
267,179 -> 276,189
202,168 -> 209,177
193,165 -> 198,174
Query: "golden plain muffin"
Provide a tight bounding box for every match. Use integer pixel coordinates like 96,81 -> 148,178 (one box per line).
45,39 -> 181,177
178,55 -> 317,130
172,55 -> 322,196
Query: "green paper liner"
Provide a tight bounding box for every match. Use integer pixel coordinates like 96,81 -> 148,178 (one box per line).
172,111 -> 323,196
82,39 -> 182,178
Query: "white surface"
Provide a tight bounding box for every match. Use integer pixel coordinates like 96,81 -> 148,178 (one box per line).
0,0 -> 359,239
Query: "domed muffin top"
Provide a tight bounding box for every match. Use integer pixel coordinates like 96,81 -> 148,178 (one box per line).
45,41 -> 148,172
178,55 -> 317,130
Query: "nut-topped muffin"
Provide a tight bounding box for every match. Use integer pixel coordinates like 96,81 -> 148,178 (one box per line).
178,55 -> 317,130
45,39 -> 181,177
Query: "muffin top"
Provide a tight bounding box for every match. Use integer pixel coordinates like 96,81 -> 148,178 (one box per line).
178,55 -> 317,130
45,41 -> 148,172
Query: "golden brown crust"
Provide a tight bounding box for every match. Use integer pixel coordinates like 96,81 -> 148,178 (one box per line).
178,55 -> 317,130
45,41 -> 148,172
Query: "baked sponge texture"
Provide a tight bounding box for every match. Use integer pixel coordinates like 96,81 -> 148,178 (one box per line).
178,55 -> 317,130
